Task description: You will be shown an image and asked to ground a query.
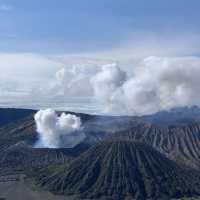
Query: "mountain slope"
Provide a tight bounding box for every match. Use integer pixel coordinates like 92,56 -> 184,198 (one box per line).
116,122 -> 200,169
0,143 -> 71,175
0,108 -> 200,170
36,141 -> 200,200
0,141 -> 90,175
83,119 -> 200,169
0,108 -> 35,127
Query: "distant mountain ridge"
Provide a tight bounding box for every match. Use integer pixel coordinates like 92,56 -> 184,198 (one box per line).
143,106 -> 200,125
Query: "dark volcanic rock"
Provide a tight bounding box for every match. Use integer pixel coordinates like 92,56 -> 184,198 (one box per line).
0,142 -> 90,175
83,119 -> 200,170
0,108 -> 200,169
116,122 -> 200,170
0,142 -> 71,175
0,108 -> 200,170
36,141 -> 200,200
0,108 -> 35,127
0,115 -> 37,151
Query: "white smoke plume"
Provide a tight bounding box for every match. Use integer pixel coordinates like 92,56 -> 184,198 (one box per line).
34,109 -> 84,148
91,63 -> 127,113
37,56 -> 200,116
91,56 -> 200,115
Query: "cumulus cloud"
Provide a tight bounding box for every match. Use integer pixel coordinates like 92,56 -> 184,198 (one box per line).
6,53 -> 200,116
40,56 -> 114,98
34,109 -> 84,148
50,66 -> 94,96
91,56 -> 200,115
39,56 -> 200,116
91,63 -> 127,112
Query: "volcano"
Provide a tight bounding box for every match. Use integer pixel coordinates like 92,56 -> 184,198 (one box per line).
37,140 -> 200,200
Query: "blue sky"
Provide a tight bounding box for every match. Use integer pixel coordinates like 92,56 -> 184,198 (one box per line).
0,0 -> 200,54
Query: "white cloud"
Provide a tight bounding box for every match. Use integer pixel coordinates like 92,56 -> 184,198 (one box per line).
34,109 -> 84,148
91,56 -> 200,115
0,53 -> 62,97
2,51 -> 200,116
50,66 -> 94,96
0,53 -> 108,113
0,53 -> 60,80
91,63 -> 127,112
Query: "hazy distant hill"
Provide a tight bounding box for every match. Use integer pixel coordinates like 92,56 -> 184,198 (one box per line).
142,106 -> 200,125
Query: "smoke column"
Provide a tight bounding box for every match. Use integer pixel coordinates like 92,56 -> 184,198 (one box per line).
34,109 -> 84,148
